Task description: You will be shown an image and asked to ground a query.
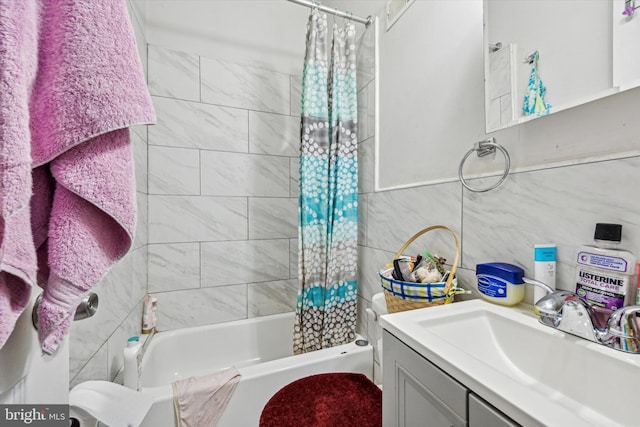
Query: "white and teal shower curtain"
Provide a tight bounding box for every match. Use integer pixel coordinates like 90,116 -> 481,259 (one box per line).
293,9 -> 359,354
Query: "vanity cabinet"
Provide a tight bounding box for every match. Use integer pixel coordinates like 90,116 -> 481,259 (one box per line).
383,330 -> 520,427
468,393 -> 519,427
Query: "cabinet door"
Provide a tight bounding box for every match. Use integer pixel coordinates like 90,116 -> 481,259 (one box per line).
469,393 -> 520,427
383,330 -> 467,427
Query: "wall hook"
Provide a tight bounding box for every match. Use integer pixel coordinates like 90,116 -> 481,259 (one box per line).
489,42 -> 503,53
32,292 -> 99,329
524,52 -> 536,64
623,0 -> 638,16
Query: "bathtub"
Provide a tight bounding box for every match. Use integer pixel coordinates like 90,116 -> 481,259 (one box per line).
138,312 -> 373,427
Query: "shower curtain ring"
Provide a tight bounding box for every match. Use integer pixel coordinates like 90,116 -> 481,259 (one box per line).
344,10 -> 353,25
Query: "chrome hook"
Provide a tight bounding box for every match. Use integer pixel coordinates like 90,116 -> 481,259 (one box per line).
32,292 -> 99,329
623,0 -> 638,16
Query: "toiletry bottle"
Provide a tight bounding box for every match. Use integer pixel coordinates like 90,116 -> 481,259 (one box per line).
635,263 -> 640,305
142,295 -> 154,334
123,336 -> 143,390
533,244 -> 556,302
151,297 -> 158,331
574,223 -> 636,311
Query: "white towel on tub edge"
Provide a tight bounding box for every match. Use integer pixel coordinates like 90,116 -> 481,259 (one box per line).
172,367 -> 241,427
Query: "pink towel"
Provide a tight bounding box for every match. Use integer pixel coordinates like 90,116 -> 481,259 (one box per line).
172,368 -> 242,427
0,0 -> 156,353
0,0 -> 41,349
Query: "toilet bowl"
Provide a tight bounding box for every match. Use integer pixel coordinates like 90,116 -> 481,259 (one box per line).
69,380 -> 154,427
366,293 -> 388,384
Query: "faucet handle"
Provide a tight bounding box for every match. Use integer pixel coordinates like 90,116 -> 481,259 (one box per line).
534,290 -> 577,327
534,290 -> 575,310
606,305 -> 640,352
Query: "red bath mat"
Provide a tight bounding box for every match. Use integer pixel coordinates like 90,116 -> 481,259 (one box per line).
259,372 -> 382,427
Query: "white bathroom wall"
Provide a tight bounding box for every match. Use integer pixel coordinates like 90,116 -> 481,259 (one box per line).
67,0 -> 150,388
613,0 -> 640,89
377,0 -> 486,189
374,0 -> 640,190
142,0 -> 310,75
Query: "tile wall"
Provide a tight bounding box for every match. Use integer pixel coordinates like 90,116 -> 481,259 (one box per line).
145,43 -> 301,330
68,10 -> 377,387
358,104 -> 640,381
360,154 -> 640,378
144,19 -> 376,333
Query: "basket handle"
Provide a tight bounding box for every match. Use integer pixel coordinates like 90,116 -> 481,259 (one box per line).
393,225 -> 460,294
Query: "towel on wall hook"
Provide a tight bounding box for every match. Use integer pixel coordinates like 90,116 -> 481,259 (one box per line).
0,0 -> 156,354
522,50 -> 551,117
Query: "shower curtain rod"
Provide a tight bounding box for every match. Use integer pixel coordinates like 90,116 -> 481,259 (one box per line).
286,0 -> 372,26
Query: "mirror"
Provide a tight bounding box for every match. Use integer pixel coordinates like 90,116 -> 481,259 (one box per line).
484,0 -> 640,132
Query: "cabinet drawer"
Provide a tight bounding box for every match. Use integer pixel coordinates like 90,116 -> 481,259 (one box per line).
469,393 -> 520,427
383,330 -> 467,427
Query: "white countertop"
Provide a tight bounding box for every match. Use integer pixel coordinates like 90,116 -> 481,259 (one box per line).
380,298 -> 640,427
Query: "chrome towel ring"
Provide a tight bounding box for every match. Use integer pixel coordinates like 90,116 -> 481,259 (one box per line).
458,137 -> 511,193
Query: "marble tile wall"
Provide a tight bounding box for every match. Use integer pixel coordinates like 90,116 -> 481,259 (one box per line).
67,14 -> 408,388
354,23 -> 379,376
144,20 -> 378,337
68,0 -> 150,388
146,43 -> 301,330
359,154 -> 640,320
358,156 -> 640,385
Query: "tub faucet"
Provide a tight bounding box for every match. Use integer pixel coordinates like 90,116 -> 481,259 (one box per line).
534,290 -> 640,353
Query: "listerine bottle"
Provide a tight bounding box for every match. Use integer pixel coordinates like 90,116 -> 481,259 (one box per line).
575,223 -> 636,310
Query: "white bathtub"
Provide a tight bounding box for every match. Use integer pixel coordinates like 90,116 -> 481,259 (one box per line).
139,312 -> 373,427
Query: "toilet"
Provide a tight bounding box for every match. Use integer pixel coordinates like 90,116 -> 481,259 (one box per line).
367,292 -> 388,385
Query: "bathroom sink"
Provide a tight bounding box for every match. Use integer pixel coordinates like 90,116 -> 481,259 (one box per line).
380,299 -> 640,427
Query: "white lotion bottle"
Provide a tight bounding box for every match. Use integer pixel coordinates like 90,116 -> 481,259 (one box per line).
534,244 -> 556,302
123,336 -> 143,390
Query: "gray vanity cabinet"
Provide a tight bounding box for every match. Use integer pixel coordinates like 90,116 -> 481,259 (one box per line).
383,330 -> 520,427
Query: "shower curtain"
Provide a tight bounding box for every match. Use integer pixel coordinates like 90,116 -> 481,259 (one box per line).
294,9 -> 359,354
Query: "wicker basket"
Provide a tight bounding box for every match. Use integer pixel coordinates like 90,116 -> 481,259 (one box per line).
379,225 -> 460,313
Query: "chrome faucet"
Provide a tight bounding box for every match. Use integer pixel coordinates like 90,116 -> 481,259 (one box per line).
534,290 -> 640,353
